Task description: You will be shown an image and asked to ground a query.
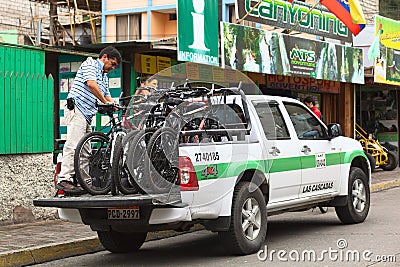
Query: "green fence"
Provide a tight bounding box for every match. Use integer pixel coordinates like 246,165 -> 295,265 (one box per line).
0,45 -> 45,75
0,72 -> 54,154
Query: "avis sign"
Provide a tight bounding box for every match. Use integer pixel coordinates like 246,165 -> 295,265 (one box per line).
177,0 -> 219,66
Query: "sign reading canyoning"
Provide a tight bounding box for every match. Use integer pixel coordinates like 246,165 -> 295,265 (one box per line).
236,0 -> 352,42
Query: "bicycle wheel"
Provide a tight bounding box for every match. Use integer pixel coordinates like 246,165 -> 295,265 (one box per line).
125,128 -> 157,194
122,129 -> 140,148
110,135 -> 121,196
112,130 -> 141,195
146,127 -> 179,194
74,132 -> 112,195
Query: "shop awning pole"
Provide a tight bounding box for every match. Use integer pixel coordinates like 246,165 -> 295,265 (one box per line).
236,0 -> 263,24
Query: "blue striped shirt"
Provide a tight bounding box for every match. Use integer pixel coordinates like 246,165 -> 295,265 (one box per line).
68,57 -> 110,123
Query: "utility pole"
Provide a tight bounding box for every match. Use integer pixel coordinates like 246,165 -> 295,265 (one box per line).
49,0 -> 58,45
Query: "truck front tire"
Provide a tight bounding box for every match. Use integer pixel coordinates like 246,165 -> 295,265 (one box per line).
335,167 -> 370,224
219,181 -> 267,255
97,230 -> 147,253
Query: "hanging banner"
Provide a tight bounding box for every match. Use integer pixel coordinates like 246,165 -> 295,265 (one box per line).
177,0 -> 219,66
371,15 -> 400,86
236,0 -> 352,42
221,22 -> 364,84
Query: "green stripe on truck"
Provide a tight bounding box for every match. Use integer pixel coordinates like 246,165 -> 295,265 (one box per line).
193,150 -> 366,181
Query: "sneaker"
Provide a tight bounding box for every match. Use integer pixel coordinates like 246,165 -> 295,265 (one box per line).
56,180 -> 86,195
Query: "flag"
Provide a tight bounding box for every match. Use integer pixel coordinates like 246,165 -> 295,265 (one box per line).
367,23 -> 383,61
349,0 -> 366,24
319,0 -> 366,36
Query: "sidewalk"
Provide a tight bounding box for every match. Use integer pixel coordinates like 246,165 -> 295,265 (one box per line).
1,168 -> 399,267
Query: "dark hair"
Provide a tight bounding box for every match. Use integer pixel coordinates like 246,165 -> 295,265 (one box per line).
140,75 -> 152,83
303,96 -> 315,105
99,46 -> 122,64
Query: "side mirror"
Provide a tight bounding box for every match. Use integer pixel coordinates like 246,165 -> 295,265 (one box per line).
327,123 -> 342,139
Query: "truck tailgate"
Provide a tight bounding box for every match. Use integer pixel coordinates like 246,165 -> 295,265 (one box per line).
34,194 -> 185,209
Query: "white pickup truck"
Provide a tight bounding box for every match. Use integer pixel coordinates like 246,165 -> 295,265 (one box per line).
34,72 -> 371,256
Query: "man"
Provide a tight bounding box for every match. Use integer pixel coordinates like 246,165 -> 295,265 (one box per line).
56,46 -> 122,194
303,96 -> 322,119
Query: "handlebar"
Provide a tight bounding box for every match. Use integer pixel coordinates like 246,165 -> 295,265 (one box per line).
97,102 -> 126,115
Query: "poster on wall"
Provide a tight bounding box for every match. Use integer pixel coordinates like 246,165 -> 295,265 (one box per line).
370,15 -> 400,86
221,22 -> 364,84
177,0 -> 219,66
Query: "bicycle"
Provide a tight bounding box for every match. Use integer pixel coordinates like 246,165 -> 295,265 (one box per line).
120,85 -> 206,194
144,85 -> 246,194
121,83 -> 249,195
112,100 -> 163,195
111,87 -> 180,195
74,96 -> 137,195
120,93 -> 183,194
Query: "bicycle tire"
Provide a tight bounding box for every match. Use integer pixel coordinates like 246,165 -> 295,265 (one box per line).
125,128 -> 157,194
74,132 -> 112,195
146,127 -> 179,194
113,131 -> 141,195
122,129 -> 140,148
110,135 -> 121,196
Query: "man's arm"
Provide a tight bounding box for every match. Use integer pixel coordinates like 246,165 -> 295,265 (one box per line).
105,95 -> 114,103
87,80 -> 111,103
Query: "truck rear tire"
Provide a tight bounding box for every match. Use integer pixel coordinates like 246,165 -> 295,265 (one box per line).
97,230 -> 147,253
335,167 -> 370,224
219,181 -> 267,255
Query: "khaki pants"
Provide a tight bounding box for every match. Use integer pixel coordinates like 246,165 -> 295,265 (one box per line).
58,107 -> 92,184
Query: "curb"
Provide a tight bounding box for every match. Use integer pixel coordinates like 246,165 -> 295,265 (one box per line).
0,237 -> 102,267
0,224 -> 204,267
1,181 -> 399,267
370,179 -> 400,192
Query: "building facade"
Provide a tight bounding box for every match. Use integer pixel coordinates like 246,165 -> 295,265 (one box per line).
0,0 -> 73,45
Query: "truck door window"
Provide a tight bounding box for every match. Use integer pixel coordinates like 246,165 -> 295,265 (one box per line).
253,102 -> 290,140
284,103 -> 327,139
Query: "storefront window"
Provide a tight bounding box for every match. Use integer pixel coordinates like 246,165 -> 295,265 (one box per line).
356,87 -> 398,151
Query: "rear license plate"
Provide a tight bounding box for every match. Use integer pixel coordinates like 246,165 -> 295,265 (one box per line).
107,206 -> 140,219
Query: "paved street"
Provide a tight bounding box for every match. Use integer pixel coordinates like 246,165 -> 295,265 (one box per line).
33,187 -> 400,267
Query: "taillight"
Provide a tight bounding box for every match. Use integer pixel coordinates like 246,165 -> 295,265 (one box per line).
178,156 -> 199,191
53,162 -> 62,186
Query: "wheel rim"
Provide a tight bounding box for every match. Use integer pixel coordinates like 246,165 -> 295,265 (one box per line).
79,136 -> 111,191
241,197 -> 261,240
351,178 -> 367,213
